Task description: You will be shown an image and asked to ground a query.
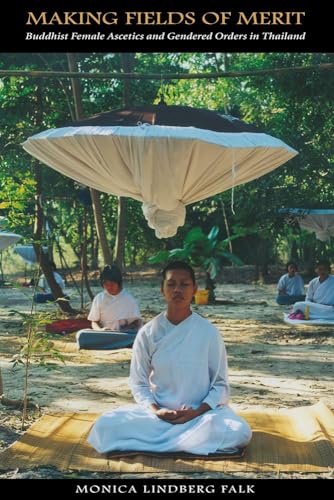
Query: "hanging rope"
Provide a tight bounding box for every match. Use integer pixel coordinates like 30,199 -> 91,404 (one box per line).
231,151 -> 236,215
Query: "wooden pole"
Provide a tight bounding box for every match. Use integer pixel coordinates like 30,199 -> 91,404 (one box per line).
113,53 -> 134,271
0,63 -> 333,80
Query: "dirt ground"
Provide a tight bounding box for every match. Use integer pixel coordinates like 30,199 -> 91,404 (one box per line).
0,278 -> 333,479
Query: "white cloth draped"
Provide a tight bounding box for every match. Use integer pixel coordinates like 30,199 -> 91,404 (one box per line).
293,275 -> 334,319
293,301 -> 334,320
298,214 -> 334,242
23,126 -> 297,238
87,312 -> 251,454
88,289 -> 142,330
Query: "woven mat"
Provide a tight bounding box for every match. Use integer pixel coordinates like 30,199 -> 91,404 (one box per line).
0,402 -> 333,472
284,313 -> 334,326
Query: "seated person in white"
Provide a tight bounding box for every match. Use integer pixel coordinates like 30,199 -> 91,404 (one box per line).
87,261 -> 252,455
276,261 -> 305,305
292,260 -> 334,319
88,265 -> 142,332
35,261 -> 66,303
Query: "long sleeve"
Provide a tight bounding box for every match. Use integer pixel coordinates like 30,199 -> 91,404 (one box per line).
202,331 -> 230,409
129,330 -> 156,407
277,275 -> 286,292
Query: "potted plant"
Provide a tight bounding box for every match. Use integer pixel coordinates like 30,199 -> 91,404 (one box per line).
148,226 -> 243,304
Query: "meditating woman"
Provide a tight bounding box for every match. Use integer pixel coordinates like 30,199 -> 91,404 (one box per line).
87,261 -> 252,455
292,260 -> 334,320
34,261 -> 66,303
88,265 -> 142,332
276,261 -> 305,305
76,265 -> 142,350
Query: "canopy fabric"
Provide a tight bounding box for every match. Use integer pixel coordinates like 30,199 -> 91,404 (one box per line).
72,106 -> 263,132
280,208 -> 334,242
299,214 -> 334,242
0,232 -> 22,250
14,245 -> 48,264
23,106 -> 298,238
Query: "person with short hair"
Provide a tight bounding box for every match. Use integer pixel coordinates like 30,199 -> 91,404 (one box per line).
88,265 -> 142,332
276,261 -> 305,305
76,264 -> 142,350
87,261 -> 252,455
292,260 -> 334,320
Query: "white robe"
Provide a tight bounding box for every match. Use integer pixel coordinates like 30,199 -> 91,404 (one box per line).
293,275 -> 334,319
277,273 -> 305,296
87,312 -> 251,455
88,289 -> 141,330
306,276 -> 334,305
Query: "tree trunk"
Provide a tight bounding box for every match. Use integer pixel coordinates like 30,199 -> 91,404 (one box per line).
55,236 -> 80,294
81,208 -> 94,302
33,83 -> 76,314
114,197 -> 127,269
113,53 -> 134,271
67,53 -> 112,267
90,188 -> 112,265
291,240 -> 299,261
33,165 -> 77,314
257,238 -> 270,283
89,211 -> 99,270
303,240 -> 316,277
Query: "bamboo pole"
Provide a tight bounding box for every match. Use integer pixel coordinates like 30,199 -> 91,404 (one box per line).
66,53 -> 97,302
113,53 -> 134,271
0,63 -> 333,81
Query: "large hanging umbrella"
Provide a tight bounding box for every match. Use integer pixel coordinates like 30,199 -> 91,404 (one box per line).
14,245 -> 48,265
23,105 -> 298,238
280,208 -> 334,242
0,232 -> 22,250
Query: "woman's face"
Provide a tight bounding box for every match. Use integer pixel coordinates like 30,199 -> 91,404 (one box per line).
161,269 -> 197,307
103,280 -> 121,295
315,265 -> 329,278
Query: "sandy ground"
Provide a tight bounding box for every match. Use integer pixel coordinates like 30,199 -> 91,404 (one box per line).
0,280 -> 333,479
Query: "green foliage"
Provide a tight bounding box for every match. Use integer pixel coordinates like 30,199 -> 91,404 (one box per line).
1,52 -> 334,269
149,225 -> 243,279
9,310 -> 65,369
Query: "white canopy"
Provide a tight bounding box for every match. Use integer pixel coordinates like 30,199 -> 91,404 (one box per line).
281,208 -> 334,242
14,245 -> 48,265
0,232 -> 22,250
23,122 -> 297,238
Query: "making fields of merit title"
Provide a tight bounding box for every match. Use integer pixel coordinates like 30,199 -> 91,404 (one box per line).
25,11 -> 305,27
25,10 -> 307,42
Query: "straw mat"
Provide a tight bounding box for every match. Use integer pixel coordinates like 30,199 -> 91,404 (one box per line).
0,402 -> 333,473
